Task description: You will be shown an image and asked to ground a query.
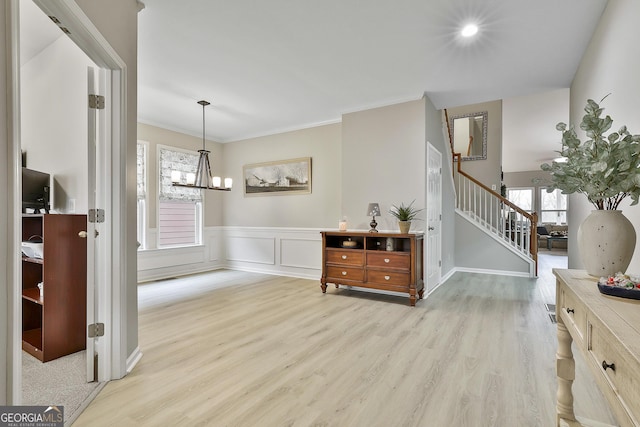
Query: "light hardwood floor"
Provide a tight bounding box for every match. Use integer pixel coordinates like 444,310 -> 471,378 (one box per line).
73,258 -> 615,426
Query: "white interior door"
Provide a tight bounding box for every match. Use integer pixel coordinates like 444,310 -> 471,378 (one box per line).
86,66 -> 99,382
426,142 -> 442,294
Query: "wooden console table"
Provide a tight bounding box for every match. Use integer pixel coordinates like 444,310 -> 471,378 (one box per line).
320,231 -> 423,306
555,269 -> 640,426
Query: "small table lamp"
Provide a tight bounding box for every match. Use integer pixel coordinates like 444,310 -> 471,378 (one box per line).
367,203 -> 380,233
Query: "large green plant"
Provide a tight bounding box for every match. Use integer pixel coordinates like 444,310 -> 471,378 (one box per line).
541,97 -> 640,210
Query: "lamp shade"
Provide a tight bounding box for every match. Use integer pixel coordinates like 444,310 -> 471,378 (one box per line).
367,203 -> 380,216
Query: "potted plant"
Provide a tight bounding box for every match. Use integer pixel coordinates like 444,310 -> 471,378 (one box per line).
541,96 -> 640,276
389,200 -> 423,234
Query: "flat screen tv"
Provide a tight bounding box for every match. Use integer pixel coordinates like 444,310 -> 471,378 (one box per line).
22,167 -> 50,213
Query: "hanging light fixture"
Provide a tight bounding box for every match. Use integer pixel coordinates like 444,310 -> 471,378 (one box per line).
172,100 -> 232,191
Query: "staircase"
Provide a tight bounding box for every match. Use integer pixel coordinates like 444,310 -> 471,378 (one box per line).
445,110 -> 538,276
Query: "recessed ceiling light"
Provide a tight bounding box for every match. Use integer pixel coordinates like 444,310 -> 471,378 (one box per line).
461,24 -> 478,38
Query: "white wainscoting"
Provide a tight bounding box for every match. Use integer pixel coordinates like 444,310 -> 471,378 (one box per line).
138,227 -> 323,282
224,227 -> 322,279
137,227 -> 225,282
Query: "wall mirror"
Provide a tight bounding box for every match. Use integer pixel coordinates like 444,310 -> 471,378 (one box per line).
449,111 -> 488,161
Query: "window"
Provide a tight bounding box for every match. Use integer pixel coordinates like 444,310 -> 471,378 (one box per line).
136,141 -> 147,249
541,188 -> 567,224
158,146 -> 203,248
507,187 -> 533,212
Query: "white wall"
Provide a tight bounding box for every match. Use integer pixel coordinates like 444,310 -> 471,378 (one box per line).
21,35 -> 96,214
568,0 -> 640,272
1,1 -> 11,405
502,88 -> 570,173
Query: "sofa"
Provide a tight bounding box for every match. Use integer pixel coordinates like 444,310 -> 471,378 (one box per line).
537,224 -> 568,250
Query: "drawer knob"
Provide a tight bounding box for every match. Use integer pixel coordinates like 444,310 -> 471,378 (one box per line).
384,275 -> 390,280
342,255 -> 347,260
342,271 -> 347,276
566,308 -> 575,314
384,258 -> 390,263
602,360 -> 616,372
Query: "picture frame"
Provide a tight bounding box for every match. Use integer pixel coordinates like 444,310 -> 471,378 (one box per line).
243,157 -> 311,196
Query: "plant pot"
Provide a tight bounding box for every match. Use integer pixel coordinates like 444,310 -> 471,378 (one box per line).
577,210 -> 636,277
398,221 -> 411,234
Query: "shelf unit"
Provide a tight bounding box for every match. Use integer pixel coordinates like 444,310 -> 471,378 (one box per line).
320,231 -> 424,306
22,214 -> 87,362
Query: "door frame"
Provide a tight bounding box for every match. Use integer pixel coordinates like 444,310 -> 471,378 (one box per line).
8,0 -> 129,402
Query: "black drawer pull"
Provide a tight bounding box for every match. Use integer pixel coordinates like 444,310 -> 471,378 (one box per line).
602,360 -> 616,372
566,308 -> 575,314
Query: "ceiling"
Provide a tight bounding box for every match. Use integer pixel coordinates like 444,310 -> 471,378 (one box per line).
21,0 -> 609,171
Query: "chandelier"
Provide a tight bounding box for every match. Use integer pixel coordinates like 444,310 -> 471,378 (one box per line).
171,100 -> 232,191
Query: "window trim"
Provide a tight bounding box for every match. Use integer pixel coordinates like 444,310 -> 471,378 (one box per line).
156,144 -> 205,249
506,187 -> 534,213
540,187 -> 568,225
136,141 -> 149,249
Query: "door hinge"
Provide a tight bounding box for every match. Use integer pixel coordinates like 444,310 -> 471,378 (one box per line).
88,323 -> 105,338
89,94 -> 105,110
439,260 -> 442,267
88,209 -> 105,223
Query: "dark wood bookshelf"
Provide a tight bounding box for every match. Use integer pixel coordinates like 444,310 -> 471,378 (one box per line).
21,214 -> 87,362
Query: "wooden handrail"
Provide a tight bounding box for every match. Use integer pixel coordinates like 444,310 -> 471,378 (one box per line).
453,154 -> 533,221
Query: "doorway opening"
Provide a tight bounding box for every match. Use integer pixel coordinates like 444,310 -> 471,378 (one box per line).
9,0 -> 129,421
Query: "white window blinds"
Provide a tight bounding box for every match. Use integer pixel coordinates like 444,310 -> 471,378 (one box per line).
136,142 -> 146,200
158,147 -> 202,202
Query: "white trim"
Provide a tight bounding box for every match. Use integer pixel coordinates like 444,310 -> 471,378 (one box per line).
7,0 -> 23,404
28,0 -> 129,381
126,346 -> 143,374
450,267 -> 532,279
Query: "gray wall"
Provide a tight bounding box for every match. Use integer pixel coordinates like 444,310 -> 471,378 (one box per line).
568,0 -> 640,272
222,123 -> 342,228
342,99 -> 426,232
447,100 -> 502,191
455,215 -> 531,274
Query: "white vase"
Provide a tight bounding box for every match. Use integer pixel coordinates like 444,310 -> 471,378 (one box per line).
577,210 -> 636,277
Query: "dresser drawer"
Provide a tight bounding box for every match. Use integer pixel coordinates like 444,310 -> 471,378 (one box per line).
559,285 -> 586,342
367,270 -> 410,287
366,252 -> 410,270
588,319 -> 640,421
326,249 -> 364,266
326,266 -> 364,282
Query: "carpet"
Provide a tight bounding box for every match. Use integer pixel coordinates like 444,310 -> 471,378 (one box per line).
22,350 -> 100,424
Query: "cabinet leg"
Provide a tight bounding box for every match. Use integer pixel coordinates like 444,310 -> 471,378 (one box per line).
320,279 -> 327,293
556,316 -> 576,425
418,288 -> 424,299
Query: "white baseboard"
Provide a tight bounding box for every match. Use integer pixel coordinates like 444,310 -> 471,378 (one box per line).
451,266 -> 532,278
126,346 -> 143,374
